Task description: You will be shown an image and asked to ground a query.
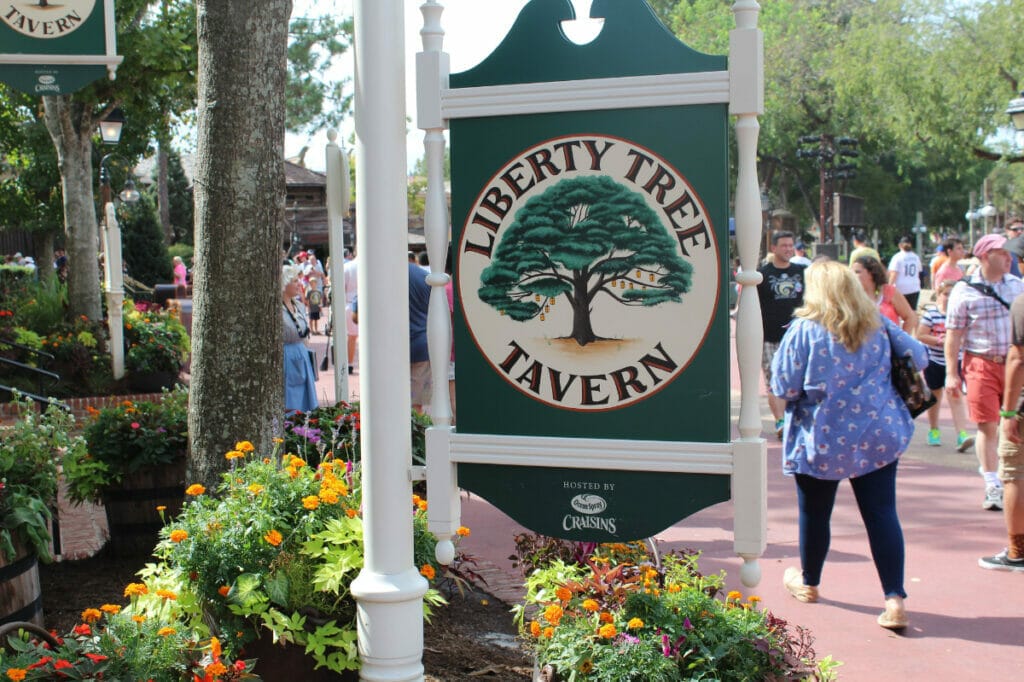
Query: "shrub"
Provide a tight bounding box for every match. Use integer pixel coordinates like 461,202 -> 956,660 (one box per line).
120,193 -> 174,287
124,300 -> 190,375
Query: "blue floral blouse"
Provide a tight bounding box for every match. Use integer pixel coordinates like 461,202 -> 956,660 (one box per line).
770,316 -> 928,480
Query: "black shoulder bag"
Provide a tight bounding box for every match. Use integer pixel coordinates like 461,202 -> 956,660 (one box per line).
885,323 -> 935,418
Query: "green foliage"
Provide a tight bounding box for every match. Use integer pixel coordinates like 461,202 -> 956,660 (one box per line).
125,299 -> 191,375
149,443 -> 453,674
0,396 -> 86,561
8,275 -> 67,333
515,542 -> 838,681
287,14 -> 354,134
67,386 -> 189,504
166,242 -> 194,268
120,192 -> 174,287
0,604 -> 255,681
479,176 -> 693,345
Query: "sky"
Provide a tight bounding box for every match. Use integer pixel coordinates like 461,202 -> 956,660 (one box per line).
286,0 -> 534,172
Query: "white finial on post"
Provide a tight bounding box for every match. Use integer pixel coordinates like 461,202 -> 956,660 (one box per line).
325,128 -> 350,401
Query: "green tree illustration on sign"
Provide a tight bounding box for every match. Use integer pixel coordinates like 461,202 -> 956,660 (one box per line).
478,175 -> 693,346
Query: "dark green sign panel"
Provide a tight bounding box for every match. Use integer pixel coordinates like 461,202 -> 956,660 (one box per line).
1,0 -> 115,95
449,0 -> 732,541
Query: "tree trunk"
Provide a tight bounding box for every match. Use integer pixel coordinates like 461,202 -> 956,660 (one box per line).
41,95 -> 102,321
189,0 -> 290,488
31,232 -> 56,285
568,275 -> 597,346
157,143 -> 172,244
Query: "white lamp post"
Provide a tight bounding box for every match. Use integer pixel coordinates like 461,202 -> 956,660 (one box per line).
980,202 -> 997,234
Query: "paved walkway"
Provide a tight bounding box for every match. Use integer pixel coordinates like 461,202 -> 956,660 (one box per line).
53,324 -> 1023,680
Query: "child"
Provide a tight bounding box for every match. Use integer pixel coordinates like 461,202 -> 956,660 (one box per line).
916,279 -> 975,451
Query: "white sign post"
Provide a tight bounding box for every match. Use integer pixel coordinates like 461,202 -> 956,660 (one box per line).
325,129 -> 351,401
102,202 -> 125,380
349,1 -> 427,680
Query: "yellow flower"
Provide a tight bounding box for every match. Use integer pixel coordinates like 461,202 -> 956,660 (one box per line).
286,465 -> 300,479
6,669 -> 27,681
100,604 -> 121,614
543,604 -> 563,626
248,484 -> 264,495
289,456 -> 307,468
302,495 -> 320,510
598,623 -> 617,639
412,494 -> 422,506
235,440 -> 255,452
156,505 -> 167,512
667,584 -> 682,593
627,617 -> 644,630
581,599 -> 599,612
578,660 -> 594,674
185,484 -> 206,496
456,526 -> 471,537
554,586 -> 572,602
599,611 -> 614,624
645,568 -> 658,579
727,590 -> 742,601
156,589 -> 177,601
529,620 -> 541,637
124,583 -> 148,597
319,489 -> 339,505
272,437 -> 283,444
225,450 -> 244,460
81,608 -> 102,623
211,636 -> 222,660
542,626 -> 554,638
132,615 -> 146,624
264,529 -> 283,546
417,499 -> 428,511
158,627 -> 177,636
205,662 -> 228,677
420,564 -> 436,580
170,529 -> 188,543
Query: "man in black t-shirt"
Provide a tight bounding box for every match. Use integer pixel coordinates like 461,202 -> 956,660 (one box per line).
757,231 -> 806,439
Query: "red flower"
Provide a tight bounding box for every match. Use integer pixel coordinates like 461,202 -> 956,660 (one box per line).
131,422 -> 141,430
84,653 -> 108,663
28,656 -> 53,669
54,659 -> 73,669
72,624 -> 91,636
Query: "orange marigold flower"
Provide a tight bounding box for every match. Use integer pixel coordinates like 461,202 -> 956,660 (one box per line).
420,564 -> 436,580
131,615 -> 146,624
302,495 -> 320,510
264,529 -> 283,546
599,611 -> 614,624
210,636 -> 222,660
581,599 -> 599,612
170,529 -> 188,543
225,450 -> 244,460
124,583 -> 148,597
286,465 -> 300,479
81,608 -> 101,623
412,494 -> 422,506
627,617 -> 644,630
543,604 -> 563,626
667,584 -> 682,593
156,505 -> 167,512
319,489 -> 340,505
529,621 -> 542,637
205,662 -> 228,676
542,626 -> 554,638
185,484 -> 206,496
417,499 -> 428,512
345,508 -> 358,518
218,585 -> 231,597
248,484 -> 264,495
727,590 -> 742,601
157,627 -> 176,637
156,589 -> 177,601
235,440 -> 255,452
100,604 -> 121,614
456,526 -> 471,537
272,437 -> 283,444
554,587 -> 572,602
748,595 -> 762,604
598,623 -> 617,639
6,669 -> 27,681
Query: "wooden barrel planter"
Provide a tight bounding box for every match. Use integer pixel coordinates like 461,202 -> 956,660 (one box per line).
243,629 -> 358,681
0,544 -> 43,628
102,456 -> 187,557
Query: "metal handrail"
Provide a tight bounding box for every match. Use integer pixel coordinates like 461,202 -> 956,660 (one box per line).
0,385 -> 69,412
0,340 -> 55,361
0,357 -> 61,382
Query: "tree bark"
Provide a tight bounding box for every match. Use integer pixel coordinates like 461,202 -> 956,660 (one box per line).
41,95 -> 102,321
189,0 -> 290,488
157,143 -> 172,244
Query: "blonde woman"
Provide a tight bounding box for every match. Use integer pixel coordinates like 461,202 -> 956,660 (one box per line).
282,264 -> 318,413
771,260 -> 927,631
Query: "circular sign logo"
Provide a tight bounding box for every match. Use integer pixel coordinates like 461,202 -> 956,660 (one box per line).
3,1 -> 96,39
458,134 -> 720,411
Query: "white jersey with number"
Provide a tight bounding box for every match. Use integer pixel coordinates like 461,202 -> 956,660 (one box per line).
888,249 -> 922,295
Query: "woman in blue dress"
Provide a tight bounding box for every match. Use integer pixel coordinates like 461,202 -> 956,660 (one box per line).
771,260 -> 927,631
282,264 -> 318,413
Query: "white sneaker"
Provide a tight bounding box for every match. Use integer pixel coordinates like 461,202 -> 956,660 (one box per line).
983,485 -> 1003,511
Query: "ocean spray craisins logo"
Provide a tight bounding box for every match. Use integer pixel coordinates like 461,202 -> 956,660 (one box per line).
3,1 -> 95,39
458,134 -> 720,411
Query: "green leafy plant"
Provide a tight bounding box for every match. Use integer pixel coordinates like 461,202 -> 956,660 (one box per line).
9,276 -> 67,334
124,300 -> 190,375
147,440 -> 460,675
64,386 -> 189,504
0,595 -> 256,681
0,395 -> 86,561
515,542 -> 840,681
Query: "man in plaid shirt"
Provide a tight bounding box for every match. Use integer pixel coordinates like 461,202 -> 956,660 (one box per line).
945,233 -> 1024,512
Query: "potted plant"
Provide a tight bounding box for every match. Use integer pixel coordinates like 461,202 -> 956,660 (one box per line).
63,386 -> 189,556
0,592 -> 256,681
513,540 -> 841,681
0,396 -> 86,626
124,300 -> 190,392
146,440 -> 463,678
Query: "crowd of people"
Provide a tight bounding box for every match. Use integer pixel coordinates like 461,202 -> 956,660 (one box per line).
1,248 -> 68,281
756,223 -> 1024,633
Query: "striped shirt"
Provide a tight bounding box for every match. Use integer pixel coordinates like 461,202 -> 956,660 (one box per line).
945,273 -> 1024,356
920,306 -> 947,364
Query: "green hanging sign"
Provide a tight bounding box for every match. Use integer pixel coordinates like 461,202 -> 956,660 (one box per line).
447,0 -> 733,541
1,0 -> 122,96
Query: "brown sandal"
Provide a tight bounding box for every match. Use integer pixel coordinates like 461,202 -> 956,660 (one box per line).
783,566 -> 819,603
